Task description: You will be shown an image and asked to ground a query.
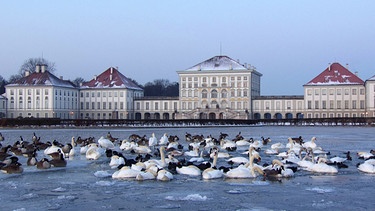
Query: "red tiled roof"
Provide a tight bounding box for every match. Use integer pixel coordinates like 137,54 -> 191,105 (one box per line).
81,67 -> 142,90
8,71 -> 76,88
305,62 -> 364,86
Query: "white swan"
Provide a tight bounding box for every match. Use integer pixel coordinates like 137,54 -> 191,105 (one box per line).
159,133 -> 169,145
44,141 -> 63,157
357,159 -> 375,174
112,166 -> 141,179
98,136 -> 114,149
109,155 -> 125,169
271,159 -> 295,177
157,169 -> 174,181
202,150 -> 224,179
225,153 -> 263,179
307,157 -> 338,174
86,143 -> 104,160
184,147 -> 200,157
135,169 -> 157,181
148,133 -> 158,149
189,151 -> 204,163
302,137 -> 317,150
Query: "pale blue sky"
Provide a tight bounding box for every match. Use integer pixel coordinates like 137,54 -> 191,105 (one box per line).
1,1 -> 375,95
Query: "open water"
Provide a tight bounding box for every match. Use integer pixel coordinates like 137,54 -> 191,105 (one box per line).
0,125 -> 374,211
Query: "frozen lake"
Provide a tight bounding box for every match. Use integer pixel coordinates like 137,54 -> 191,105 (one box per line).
0,125 -> 374,211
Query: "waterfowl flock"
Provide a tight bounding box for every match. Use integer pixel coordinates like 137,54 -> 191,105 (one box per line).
0,130 -> 374,183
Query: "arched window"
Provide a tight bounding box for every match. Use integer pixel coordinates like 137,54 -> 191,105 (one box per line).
211,89 -> 218,98
221,89 -> 227,98
202,89 -> 208,98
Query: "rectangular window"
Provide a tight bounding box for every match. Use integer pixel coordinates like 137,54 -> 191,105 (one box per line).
136,102 -> 140,110
86,102 -> 89,109
360,88 -> 365,95
352,89 -> 357,95
97,102 -> 100,109
155,102 -> 159,110
164,102 -> 168,110
307,89 -> 312,95
344,100 -> 349,109
103,102 -> 106,109
352,100 -> 356,109
120,102 -> 124,109
344,89 -> 349,95
315,100 -> 319,109
329,100 -> 334,109
337,89 -> 341,95
146,102 -> 149,110
92,102 -> 95,109
337,100 -> 341,109
109,102 -> 112,110
360,100 -> 365,109
322,100 -> 326,109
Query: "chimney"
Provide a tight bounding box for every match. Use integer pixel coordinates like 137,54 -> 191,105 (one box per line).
35,64 -> 40,73
110,67 -> 113,74
41,64 -> 46,73
346,63 -> 349,70
328,63 -> 331,71
110,73 -> 113,81
25,70 -> 30,76
94,75 -> 97,80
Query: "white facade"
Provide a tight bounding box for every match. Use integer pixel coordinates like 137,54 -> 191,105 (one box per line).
134,97 -> 179,119
365,76 -> 375,117
176,56 -> 262,119
5,65 -> 79,119
252,96 -> 305,119
0,95 -> 7,118
79,67 -> 143,120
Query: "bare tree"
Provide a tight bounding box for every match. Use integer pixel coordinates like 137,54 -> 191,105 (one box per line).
72,77 -> 86,87
19,57 -> 56,75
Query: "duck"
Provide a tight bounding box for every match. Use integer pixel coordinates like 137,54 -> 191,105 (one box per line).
267,159 -> 295,178
36,158 -> 52,169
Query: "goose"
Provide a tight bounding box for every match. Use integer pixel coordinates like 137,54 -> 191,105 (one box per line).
148,133 -> 158,149
49,153 -> 67,168
27,151 -> 38,166
98,136 -> 115,149
302,137 -> 317,150
157,169 -> 174,181
202,150 -> 224,179
159,133 -> 169,145
1,161 -> 23,174
358,159 -> 375,174
36,158 -> 51,169
62,136 -> 77,158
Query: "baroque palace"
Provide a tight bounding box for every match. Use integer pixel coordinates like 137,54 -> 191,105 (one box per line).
1,55 -> 375,120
